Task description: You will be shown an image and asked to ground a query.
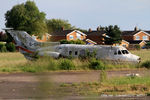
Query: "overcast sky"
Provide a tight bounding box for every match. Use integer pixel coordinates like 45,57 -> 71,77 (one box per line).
0,0 -> 150,31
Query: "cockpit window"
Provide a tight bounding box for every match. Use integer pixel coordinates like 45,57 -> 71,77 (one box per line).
121,50 -> 129,54
118,50 -> 122,55
114,50 -> 129,55
122,50 -> 125,54
125,50 -> 129,54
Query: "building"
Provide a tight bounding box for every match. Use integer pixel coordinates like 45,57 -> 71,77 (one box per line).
85,39 -> 97,45
33,26 -> 150,48
49,30 -> 87,42
121,27 -> 150,48
33,28 -> 106,45
32,33 -> 51,42
85,27 -> 105,45
48,27 -> 105,45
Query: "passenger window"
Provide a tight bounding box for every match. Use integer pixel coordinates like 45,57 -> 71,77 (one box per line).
118,50 -> 122,55
69,51 -> 72,55
59,47 -> 62,49
114,51 -> 117,55
75,51 -> 78,55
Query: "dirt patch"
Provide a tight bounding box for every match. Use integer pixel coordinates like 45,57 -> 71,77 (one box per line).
0,70 -> 149,99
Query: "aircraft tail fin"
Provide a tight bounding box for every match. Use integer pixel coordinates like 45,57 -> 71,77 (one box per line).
6,30 -> 59,48
2,29 -> 60,60
6,30 -> 39,50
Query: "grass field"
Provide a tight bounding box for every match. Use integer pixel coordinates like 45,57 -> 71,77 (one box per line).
58,76 -> 150,96
0,49 -> 149,72
131,49 -> 150,63
0,51 -> 150,95
0,52 -> 27,67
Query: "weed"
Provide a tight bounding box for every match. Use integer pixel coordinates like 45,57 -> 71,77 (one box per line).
60,83 -> 70,87
130,85 -> 138,91
0,43 -> 7,52
59,59 -> 76,70
89,59 -> 105,70
5,42 -> 16,52
141,86 -> 148,91
146,93 -> 150,96
141,60 -> 150,69
99,70 -> 107,83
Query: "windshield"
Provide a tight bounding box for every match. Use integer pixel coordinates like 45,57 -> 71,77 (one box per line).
121,50 -> 129,54
114,50 -> 129,55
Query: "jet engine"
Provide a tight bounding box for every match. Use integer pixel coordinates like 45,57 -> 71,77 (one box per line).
38,51 -> 61,58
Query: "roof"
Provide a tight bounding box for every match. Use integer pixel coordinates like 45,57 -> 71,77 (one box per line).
85,39 -> 97,44
50,30 -> 73,36
85,31 -> 105,36
50,30 -> 87,36
127,40 -> 148,44
122,30 -> 150,36
122,30 -> 140,36
67,30 -> 87,36
122,40 -> 129,44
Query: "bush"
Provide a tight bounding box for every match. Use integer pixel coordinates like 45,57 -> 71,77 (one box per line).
146,42 -> 150,49
5,42 -> 16,52
0,42 -> 7,52
141,61 -> 150,69
60,40 -> 70,44
89,59 -> 105,70
59,59 -> 75,70
135,44 -> 140,50
60,39 -> 85,44
147,93 -> 150,96
128,44 -> 141,50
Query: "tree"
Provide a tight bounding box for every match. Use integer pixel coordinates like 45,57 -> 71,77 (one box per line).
5,42 -> 16,52
5,1 -> 47,36
146,42 -> 150,49
103,25 -> 121,45
46,19 -> 74,33
0,32 -> 7,42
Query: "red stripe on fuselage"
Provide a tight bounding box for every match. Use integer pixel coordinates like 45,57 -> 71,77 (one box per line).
17,46 -> 34,54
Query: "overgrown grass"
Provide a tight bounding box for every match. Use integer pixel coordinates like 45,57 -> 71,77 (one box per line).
104,76 -> 150,85
58,76 -> 150,95
132,50 -> 150,69
0,49 -> 150,72
0,56 -> 90,72
141,60 -> 150,69
131,49 -> 150,63
0,52 -> 26,67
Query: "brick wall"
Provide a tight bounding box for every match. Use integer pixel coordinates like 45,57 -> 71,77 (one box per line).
86,35 -> 104,45
67,31 -> 86,40
122,36 -> 133,41
50,36 -> 66,42
134,32 -> 150,40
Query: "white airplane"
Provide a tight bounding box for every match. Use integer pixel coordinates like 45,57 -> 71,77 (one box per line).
5,29 -> 141,63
